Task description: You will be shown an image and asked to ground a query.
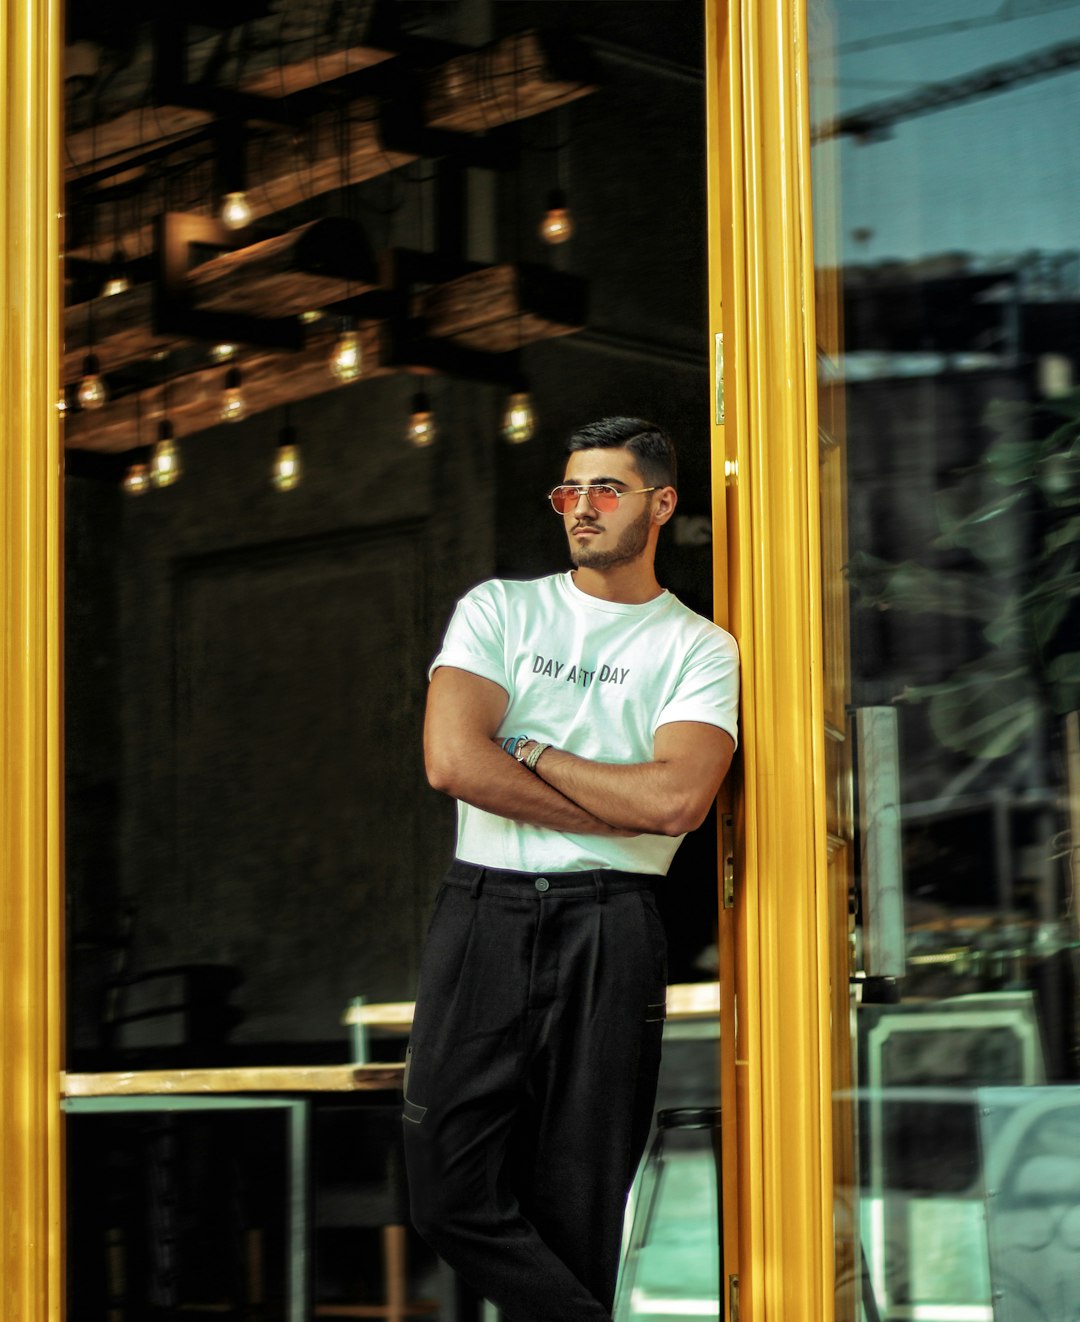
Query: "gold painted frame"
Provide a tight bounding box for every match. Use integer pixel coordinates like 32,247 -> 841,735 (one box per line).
0,0 -> 65,1316
706,0 -> 835,1317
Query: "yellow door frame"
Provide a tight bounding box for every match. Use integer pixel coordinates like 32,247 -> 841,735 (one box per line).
707,1 -> 836,1319
0,0 -> 65,1318
1,1 -> 836,1316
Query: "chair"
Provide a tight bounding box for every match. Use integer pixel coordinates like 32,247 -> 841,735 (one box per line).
614,1107 -> 723,1322
313,1102 -> 438,1322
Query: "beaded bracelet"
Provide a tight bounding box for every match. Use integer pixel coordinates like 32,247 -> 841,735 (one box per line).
524,742 -> 550,772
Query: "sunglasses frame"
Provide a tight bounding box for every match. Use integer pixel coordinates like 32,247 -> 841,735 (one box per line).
548,483 -> 659,514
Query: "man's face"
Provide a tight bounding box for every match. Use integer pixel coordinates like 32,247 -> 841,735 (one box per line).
560,447 -> 658,571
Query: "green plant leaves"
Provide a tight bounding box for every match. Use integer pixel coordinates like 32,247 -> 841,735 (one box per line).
903,660 -> 1041,758
846,393 -> 1080,759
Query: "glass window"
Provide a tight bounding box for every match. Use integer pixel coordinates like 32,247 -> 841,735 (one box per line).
809,3 -> 1080,1318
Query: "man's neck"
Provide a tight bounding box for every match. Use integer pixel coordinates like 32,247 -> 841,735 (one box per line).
570,563 -> 664,605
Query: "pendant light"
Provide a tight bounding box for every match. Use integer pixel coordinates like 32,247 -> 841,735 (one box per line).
272,410 -> 302,491
220,364 -> 247,422
502,378 -> 535,445
123,394 -> 151,495
101,247 -> 131,297
220,191 -> 252,230
539,189 -> 574,245
151,419 -> 181,487
77,353 -> 108,410
122,458 -> 151,496
329,316 -> 362,382
406,390 -> 437,448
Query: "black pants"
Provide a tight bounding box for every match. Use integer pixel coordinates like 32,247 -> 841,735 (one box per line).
402,860 -> 667,1322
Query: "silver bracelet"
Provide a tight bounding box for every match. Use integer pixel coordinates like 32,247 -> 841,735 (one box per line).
524,742 -> 550,772
511,737 -> 530,761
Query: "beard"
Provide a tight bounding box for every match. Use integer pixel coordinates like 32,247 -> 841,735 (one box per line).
569,502 -> 652,570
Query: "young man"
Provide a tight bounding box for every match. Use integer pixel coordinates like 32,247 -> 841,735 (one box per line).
403,417 -> 739,1322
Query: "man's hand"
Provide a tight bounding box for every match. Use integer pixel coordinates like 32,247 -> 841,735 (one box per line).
524,723 -> 735,837
424,667 -> 634,835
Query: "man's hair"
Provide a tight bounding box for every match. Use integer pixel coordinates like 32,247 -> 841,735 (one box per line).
565,417 -> 678,490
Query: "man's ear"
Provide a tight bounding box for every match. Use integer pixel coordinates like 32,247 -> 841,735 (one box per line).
653,486 -> 678,525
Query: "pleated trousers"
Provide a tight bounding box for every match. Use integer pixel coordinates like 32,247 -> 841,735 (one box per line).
402,859 -> 668,1322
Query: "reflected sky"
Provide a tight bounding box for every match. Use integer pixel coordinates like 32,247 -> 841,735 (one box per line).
812,0 -> 1080,262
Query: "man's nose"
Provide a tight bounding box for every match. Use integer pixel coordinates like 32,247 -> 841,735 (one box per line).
572,489 -> 596,516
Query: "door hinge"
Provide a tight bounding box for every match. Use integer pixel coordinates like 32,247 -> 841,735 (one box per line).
729,1273 -> 740,1322
722,812 -> 735,909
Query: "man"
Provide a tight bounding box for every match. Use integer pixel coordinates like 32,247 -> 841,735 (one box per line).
403,417 -> 739,1322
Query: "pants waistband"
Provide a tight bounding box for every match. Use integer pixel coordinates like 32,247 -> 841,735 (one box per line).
444,859 -> 656,902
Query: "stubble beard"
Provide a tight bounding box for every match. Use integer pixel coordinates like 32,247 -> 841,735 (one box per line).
569,502 -> 653,571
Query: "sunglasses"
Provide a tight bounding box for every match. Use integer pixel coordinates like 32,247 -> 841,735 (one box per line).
548,483 -> 659,515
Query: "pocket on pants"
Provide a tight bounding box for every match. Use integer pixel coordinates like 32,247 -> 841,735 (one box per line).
402,1044 -> 428,1125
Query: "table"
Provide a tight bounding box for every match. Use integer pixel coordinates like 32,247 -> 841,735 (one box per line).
62,985 -> 719,1321
62,1064 -> 405,1322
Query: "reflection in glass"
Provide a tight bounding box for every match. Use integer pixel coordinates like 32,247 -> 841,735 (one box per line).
809,2 -> 1080,1316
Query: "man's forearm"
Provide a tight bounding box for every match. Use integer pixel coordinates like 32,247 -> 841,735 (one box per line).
530,747 -> 702,837
428,739 -> 629,835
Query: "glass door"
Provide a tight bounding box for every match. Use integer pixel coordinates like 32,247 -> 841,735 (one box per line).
807,4 -> 1080,1320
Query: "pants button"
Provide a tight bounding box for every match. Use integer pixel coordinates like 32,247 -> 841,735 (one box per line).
534,877 -> 550,892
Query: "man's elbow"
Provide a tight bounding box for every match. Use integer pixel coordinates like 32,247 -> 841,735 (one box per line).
424,744 -> 459,796
657,793 -> 714,837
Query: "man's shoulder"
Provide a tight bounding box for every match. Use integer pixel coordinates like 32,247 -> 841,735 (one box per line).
459,573 -> 564,608
664,593 -> 739,657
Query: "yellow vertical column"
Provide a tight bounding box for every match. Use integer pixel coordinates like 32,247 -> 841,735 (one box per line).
0,0 -> 65,1317
706,0 -> 834,1319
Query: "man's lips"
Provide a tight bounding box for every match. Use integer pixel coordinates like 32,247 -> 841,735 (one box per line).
571,524 -> 601,536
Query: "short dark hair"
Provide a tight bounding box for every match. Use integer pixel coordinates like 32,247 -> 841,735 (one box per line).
565,417 -> 678,490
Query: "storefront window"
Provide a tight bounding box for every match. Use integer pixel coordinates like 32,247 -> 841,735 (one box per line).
809,3 -> 1080,1318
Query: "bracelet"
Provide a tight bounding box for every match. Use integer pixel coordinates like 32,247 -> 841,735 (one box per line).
502,735 -> 528,756
524,742 -> 550,772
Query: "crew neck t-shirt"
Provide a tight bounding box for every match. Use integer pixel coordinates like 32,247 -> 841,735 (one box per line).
429,572 -> 740,875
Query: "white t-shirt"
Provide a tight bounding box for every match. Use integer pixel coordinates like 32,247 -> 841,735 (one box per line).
429,572 -> 740,875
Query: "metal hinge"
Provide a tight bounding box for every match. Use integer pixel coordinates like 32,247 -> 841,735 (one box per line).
729,1273 -> 740,1322
722,812 -> 735,909
714,332 -> 725,425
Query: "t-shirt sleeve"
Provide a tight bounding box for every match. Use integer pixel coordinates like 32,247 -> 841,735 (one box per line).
428,581 -> 509,692
655,631 -> 740,747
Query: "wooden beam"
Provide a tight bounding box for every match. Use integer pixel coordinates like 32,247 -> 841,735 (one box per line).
63,323 -> 386,453
425,30 -> 596,132
418,261 -> 586,352
63,285 -> 170,381
184,217 -> 380,318
239,45 -> 394,98
66,104 -> 415,263
65,106 -> 213,182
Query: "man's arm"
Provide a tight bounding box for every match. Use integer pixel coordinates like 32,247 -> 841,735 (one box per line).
525,723 -> 735,837
424,666 -> 633,835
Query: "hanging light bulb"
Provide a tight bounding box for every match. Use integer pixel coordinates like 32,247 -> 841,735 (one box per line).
220,190 -> 252,230
151,420 -> 181,487
406,391 -> 437,448
502,380 -> 535,445
210,343 -> 237,363
539,189 -> 574,246
220,364 -> 247,423
122,459 -> 151,496
329,318 -> 362,382
272,422 -> 302,492
77,353 -> 108,411
101,249 -> 131,297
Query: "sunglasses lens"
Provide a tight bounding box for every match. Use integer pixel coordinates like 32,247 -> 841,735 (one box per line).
551,485 -> 620,513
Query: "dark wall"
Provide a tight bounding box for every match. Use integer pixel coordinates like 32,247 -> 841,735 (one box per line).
65,0 -> 718,1058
